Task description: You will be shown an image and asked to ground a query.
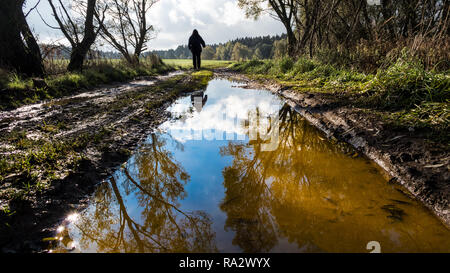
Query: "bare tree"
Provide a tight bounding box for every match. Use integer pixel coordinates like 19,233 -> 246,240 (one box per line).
96,0 -> 158,65
239,0 -> 449,66
0,0 -> 44,76
47,0 -> 106,71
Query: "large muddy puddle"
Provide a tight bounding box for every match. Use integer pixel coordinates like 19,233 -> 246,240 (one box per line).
50,79 -> 450,253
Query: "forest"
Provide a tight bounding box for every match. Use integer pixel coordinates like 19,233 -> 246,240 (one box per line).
150,34 -> 288,60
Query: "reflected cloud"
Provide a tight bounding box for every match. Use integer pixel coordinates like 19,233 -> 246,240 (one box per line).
162,81 -> 281,143
51,133 -> 217,253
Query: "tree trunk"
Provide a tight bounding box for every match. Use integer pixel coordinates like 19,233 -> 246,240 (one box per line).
286,28 -> 297,57
66,0 -> 97,72
0,0 -> 44,76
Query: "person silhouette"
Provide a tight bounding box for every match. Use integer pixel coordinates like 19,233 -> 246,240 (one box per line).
188,29 -> 206,70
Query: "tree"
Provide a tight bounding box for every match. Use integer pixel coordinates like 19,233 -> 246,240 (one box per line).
253,48 -> 263,59
62,133 -> 217,253
0,0 -> 44,76
238,0 -> 298,56
258,43 -> 273,58
272,39 -> 287,59
231,42 -> 251,61
214,45 -> 226,60
48,0 -> 104,71
202,46 -> 216,60
96,0 -> 158,65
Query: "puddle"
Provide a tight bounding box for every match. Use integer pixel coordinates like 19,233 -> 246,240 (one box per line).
50,79 -> 450,253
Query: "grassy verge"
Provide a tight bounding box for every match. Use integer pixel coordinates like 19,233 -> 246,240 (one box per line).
0,61 -> 174,111
231,52 -> 449,143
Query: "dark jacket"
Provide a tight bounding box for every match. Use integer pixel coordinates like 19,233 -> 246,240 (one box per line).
188,30 -> 206,53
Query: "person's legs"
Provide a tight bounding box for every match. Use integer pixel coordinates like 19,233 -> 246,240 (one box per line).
194,52 -> 200,70
192,52 -> 197,69
197,53 -> 201,69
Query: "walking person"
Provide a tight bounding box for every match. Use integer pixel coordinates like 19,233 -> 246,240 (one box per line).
188,29 -> 206,70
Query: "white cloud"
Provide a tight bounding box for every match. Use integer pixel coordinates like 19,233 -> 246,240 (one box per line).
25,0 -> 286,51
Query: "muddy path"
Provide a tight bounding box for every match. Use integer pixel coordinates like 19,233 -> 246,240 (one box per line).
215,69 -> 449,228
0,70 -> 206,252
0,69 -> 448,252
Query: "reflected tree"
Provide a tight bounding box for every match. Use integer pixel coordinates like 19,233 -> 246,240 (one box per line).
60,133 -> 217,253
219,104 -> 432,252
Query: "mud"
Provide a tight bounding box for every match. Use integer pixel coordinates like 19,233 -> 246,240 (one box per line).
0,69 -> 448,253
215,70 -> 449,228
0,71 -> 196,252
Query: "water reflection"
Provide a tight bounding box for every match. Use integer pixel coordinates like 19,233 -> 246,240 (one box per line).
220,103 -> 450,253
51,79 -> 450,253
191,91 -> 208,113
53,133 -> 217,253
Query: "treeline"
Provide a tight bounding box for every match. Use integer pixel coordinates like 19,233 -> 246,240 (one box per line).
150,35 -> 288,60
41,44 -> 122,60
238,0 -> 449,71
0,0 -> 159,77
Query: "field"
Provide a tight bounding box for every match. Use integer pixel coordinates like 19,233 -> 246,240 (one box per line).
163,59 -> 235,69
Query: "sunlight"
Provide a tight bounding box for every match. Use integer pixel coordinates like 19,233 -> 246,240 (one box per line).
66,213 -> 80,223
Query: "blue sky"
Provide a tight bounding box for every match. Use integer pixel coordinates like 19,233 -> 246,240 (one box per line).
25,0 -> 286,51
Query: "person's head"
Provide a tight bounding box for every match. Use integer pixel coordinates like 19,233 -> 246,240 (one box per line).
193,29 -> 199,36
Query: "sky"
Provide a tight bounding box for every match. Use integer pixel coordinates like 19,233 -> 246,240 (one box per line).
25,0 -> 286,51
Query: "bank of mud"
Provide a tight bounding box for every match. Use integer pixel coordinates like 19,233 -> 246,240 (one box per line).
216,70 -> 449,228
0,71 -> 211,252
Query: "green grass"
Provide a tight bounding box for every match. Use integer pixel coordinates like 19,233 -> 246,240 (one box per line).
231,52 -> 450,143
0,61 -> 174,110
163,59 -> 235,69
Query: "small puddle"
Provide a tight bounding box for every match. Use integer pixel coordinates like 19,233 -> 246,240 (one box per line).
50,79 -> 450,253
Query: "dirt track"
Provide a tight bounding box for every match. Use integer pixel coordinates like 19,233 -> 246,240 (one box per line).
0,69 -> 448,252
0,71 -> 196,252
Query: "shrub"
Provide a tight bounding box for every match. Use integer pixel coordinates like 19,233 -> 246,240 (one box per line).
278,57 -> 294,73
292,58 -> 316,74
363,52 -> 450,109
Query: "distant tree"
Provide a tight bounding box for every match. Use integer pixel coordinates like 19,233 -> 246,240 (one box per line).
214,45 -> 226,60
48,0 -> 105,71
96,0 -> 158,65
231,42 -> 251,61
272,39 -> 287,59
0,0 -> 44,76
253,48 -> 263,59
259,43 -> 273,59
238,0 -> 297,56
202,46 -> 216,60
149,34 -> 286,61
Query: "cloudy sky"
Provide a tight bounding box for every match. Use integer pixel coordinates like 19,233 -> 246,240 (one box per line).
25,0 -> 286,51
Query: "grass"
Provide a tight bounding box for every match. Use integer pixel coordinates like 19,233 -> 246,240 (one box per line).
163,59 -> 235,70
0,59 -> 174,111
0,58 -> 230,111
231,52 -> 450,143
